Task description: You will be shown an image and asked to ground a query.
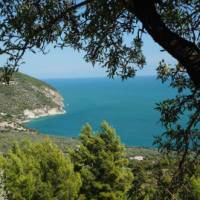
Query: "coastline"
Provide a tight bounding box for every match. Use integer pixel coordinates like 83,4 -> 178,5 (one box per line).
22,109 -> 66,124
0,109 -> 66,131
21,86 -> 66,123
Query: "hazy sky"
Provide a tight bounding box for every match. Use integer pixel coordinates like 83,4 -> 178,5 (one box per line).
1,35 -> 176,79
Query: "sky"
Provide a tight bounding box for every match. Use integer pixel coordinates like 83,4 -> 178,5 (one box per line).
1,35 -> 176,79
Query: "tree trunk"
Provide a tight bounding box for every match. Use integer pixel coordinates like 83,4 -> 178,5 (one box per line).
124,0 -> 200,87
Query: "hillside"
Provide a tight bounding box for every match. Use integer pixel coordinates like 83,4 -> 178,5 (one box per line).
0,72 -> 65,130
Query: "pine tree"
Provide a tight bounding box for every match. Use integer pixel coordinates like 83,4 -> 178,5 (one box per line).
70,122 -> 133,200
1,141 -> 81,200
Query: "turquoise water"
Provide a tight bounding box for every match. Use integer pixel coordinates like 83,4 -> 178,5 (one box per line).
26,77 -> 176,147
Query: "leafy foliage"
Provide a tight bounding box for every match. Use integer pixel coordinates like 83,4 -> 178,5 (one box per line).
0,0 -> 199,82
0,118 -> 200,199
154,61 -> 200,196
1,141 -> 81,200
69,122 -> 133,200
157,0 -> 200,46
128,159 -> 158,200
128,155 -> 200,200
191,176 -> 200,200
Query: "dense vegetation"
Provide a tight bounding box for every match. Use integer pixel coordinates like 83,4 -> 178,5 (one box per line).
69,122 -> 133,200
1,141 -> 81,200
0,0 -> 199,86
0,65 -> 197,199
154,62 -> 200,197
0,71 -> 60,117
0,123 -> 132,200
1,122 -> 200,200
0,1 -> 199,199
0,129 -> 79,154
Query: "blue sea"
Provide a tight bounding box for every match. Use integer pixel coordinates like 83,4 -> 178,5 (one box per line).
26,76 -> 176,147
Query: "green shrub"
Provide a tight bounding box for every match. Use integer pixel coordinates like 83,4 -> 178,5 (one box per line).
1,141 -> 81,200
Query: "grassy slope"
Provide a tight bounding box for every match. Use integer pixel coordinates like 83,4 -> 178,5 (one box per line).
0,128 -> 160,159
0,72 -> 58,117
0,129 -> 79,154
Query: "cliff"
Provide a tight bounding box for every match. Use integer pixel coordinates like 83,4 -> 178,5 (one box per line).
0,72 -> 65,130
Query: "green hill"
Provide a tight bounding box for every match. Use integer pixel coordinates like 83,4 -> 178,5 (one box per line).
0,72 -> 65,124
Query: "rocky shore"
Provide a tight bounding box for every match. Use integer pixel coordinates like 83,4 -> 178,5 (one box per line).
22,87 -> 65,122
0,85 -> 65,131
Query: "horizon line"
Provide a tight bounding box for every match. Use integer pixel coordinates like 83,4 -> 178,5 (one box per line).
40,74 -> 157,80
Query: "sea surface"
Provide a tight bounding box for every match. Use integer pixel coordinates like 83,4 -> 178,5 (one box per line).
26,76 -> 177,147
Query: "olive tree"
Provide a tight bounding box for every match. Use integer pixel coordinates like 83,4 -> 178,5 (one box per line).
0,0 -> 199,86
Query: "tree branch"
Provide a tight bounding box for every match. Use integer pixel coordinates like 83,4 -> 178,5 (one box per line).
124,0 -> 200,87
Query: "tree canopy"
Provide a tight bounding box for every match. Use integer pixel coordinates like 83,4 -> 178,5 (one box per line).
69,122 -> 133,200
0,123 -> 134,200
154,61 -> 200,197
0,1 -> 199,198
0,0 -> 199,86
1,141 -> 81,200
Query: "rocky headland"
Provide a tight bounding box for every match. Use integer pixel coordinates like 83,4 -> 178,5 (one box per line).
0,72 -> 65,131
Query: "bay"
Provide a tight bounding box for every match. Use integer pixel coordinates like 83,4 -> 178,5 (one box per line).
26,76 -> 176,147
